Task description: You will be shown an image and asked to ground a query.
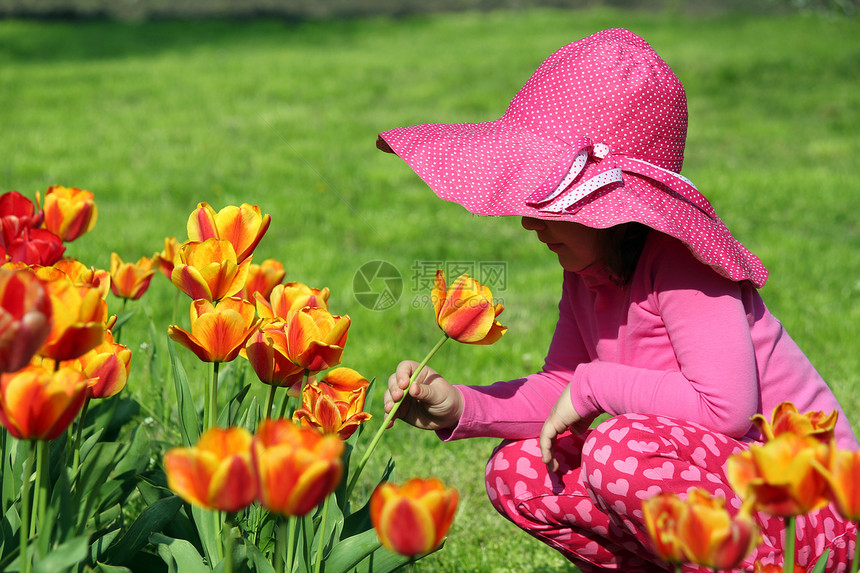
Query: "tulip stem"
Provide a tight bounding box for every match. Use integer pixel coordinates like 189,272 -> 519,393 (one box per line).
265,385 -> 278,420
19,441 -> 35,573
207,361 -> 220,431
345,334 -> 449,503
71,396 -> 91,480
784,516 -> 796,573
221,514 -> 234,573
314,494 -> 331,573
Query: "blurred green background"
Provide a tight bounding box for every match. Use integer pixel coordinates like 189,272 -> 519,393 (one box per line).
1,4 -> 859,571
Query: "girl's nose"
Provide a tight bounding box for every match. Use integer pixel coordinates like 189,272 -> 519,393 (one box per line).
521,216 -> 546,231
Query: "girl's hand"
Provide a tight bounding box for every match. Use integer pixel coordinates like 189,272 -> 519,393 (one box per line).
384,361 -> 463,431
540,384 -> 587,472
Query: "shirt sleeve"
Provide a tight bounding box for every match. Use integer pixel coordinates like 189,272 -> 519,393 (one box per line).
569,240 -> 760,438
437,273 -> 591,441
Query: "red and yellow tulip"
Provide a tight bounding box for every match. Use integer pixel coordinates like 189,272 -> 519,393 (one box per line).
284,306 -> 350,373
293,367 -> 372,439
168,297 -> 259,363
254,281 -> 329,323
164,426 -> 257,512
239,258 -> 286,303
753,562 -> 806,573
243,324 -> 305,391
431,270 -> 506,344
73,329 -> 132,399
51,259 -> 111,299
0,363 -> 88,440
252,418 -> 343,517
752,401 -> 838,444
38,276 -> 107,361
727,432 -> 831,517
642,491 -> 687,564
153,236 -> 180,280
109,252 -> 156,301
39,185 -> 98,242
370,477 -> 459,557
171,239 -> 251,302
186,202 -> 270,263
0,267 -> 52,373
815,448 -> 860,521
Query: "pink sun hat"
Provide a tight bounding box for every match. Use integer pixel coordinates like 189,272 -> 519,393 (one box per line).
376,28 -> 768,288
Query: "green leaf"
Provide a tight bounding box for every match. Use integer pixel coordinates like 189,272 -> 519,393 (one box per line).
76,442 -> 123,528
94,562 -> 134,573
191,504 -> 220,569
151,532 -> 210,573
102,495 -> 183,566
217,383 -> 251,429
324,528 -> 382,572
810,548 -> 831,573
111,309 -> 138,338
32,534 -> 89,573
168,337 -> 201,447
240,537 -> 276,573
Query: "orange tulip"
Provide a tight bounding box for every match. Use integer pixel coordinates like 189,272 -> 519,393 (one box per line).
171,239 -> 251,302
186,202 -> 271,263
0,267 -> 52,372
243,324 -> 305,391
293,367 -> 372,439
252,418 -> 343,517
0,363 -> 88,440
370,477 -> 459,557
73,329 -> 132,399
254,281 -> 330,322
164,426 -> 257,512
752,401 -> 838,444
642,492 -> 687,564
39,185 -> 97,242
815,448 -> 860,521
109,252 -> 156,301
51,259 -> 111,299
38,275 -> 107,361
153,236 -> 180,280
431,270 -> 506,344
238,258 -> 286,303
284,306 -> 350,373
753,562 -> 806,573
168,297 -> 259,363
727,432 -> 831,517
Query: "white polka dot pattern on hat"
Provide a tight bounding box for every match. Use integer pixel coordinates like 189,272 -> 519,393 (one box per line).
378,28 -> 768,288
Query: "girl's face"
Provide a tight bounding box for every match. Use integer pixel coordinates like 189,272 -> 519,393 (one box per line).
521,217 -> 601,272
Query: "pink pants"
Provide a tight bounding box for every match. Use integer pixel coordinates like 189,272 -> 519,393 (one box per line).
485,414 -> 855,572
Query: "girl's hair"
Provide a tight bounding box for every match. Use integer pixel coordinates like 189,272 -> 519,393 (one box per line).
598,222 -> 651,285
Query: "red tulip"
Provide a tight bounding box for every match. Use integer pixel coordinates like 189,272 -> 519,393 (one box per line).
39,185 -> 98,242
370,477 -> 459,557
252,418 -> 343,517
186,202 -> 270,263
432,270 -> 506,344
0,363 -> 88,440
0,267 -> 52,373
164,426 -> 257,512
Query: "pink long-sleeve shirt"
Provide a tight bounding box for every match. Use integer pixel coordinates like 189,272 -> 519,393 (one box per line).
442,232 -> 857,448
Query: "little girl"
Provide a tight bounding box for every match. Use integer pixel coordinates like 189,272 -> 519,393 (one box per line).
378,29 -> 857,572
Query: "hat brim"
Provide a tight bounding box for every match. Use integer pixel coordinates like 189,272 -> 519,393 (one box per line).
377,120 -> 767,288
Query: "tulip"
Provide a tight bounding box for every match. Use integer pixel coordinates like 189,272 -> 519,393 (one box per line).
187,202 -> 270,263
753,562 -> 806,573
677,490 -> 759,569
0,191 -> 43,229
168,297 -> 259,363
293,367 -> 372,440
109,252 -> 156,301
727,432 -> 831,517
52,259 -> 111,299
752,401 -> 838,444
164,426 -> 257,512
254,281 -> 329,323
815,448 -> 860,521
38,276 -> 107,361
153,236 -> 180,280
239,259 -> 286,304
252,418 -> 343,517
432,270 -> 506,344
39,185 -> 97,242
171,239 -> 250,302
74,329 -> 132,399
0,364 -> 88,440
284,306 -> 350,373
0,268 -> 52,373
370,477 -> 459,557
1,225 -> 64,266
243,324 -> 305,391
642,492 -> 687,564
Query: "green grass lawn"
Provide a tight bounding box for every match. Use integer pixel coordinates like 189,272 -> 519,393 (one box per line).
2,7 -> 859,572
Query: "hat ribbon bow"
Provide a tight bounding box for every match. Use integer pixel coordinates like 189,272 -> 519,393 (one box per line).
527,140 -> 716,219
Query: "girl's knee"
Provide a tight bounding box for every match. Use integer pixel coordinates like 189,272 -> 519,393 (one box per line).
484,438 -> 546,519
